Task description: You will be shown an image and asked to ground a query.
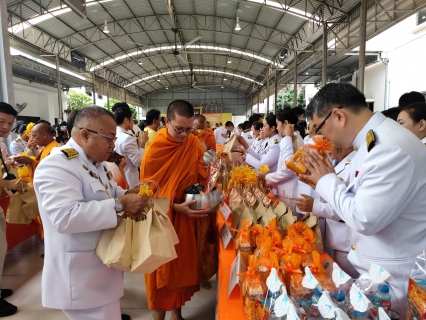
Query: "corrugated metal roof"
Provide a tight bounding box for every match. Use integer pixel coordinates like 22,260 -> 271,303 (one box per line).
6,0 -> 365,94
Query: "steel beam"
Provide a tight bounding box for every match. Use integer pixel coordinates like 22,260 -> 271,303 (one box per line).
293,55 -> 297,107
322,24 -> 327,87
274,70 -> 278,114
55,55 -> 63,119
91,72 -> 96,105
106,80 -> 110,110
358,0 -> 368,93
0,0 -> 14,106
266,75 -> 269,114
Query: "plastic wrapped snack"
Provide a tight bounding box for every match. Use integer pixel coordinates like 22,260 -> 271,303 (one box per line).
240,255 -> 267,301
407,251 -> 426,320
285,136 -> 333,175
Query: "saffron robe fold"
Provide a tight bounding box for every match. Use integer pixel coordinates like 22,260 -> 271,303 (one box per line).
194,129 -> 216,151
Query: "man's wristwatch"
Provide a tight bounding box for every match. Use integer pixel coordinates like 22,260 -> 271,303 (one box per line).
114,198 -> 124,216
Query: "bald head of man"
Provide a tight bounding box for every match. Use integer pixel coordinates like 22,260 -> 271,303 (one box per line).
193,114 -> 207,130
31,123 -> 54,147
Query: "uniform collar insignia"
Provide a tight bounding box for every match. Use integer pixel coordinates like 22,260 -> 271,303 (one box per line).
366,130 -> 376,152
107,171 -> 113,180
61,148 -> 79,159
274,139 -> 279,144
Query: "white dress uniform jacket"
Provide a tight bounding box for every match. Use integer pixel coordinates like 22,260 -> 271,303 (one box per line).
242,129 -> 255,146
9,137 -> 26,155
214,126 -> 227,145
114,126 -> 144,188
265,133 -> 304,199
34,139 -> 126,310
422,137 -> 426,144
246,134 -> 281,173
315,112 -> 426,315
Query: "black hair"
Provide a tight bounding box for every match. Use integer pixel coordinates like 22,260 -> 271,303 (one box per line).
167,100 -> 194,120
0,102 -> 18,118
225,121 -> 234,127
67,110 -> 80,133
73,106 -> 115,129
399,92 -> 425,108
306,83 -> 368,118
381,107 -> 400,121
113,104 -> 133,125
138,121 -> 145,131
18,124 -> 27,134
264,114 -> 277,132
145,109 -> 161,125
277,109 -> 304,135
161,116 -> 166,125
248,113 -> 262,125
292,106 -> 306,117
243,121 -> 250,130
37,119 -> 51,126
252,121 -> 263,131
400,102 -> 426,123
237,123 -> 244,130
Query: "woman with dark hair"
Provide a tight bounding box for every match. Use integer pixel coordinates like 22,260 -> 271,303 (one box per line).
236,114 -> 281,172
264,109 -> 304,199
113,103 -> 148,188
250,121 -> 264,153
397,102 -> 426,144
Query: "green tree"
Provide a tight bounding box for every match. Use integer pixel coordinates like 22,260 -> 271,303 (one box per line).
66,89 -> 92,111
276,88 -> 306,112
104,98 -> 137,121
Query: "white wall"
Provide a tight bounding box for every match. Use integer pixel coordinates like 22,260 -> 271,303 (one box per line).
363,62 -> 386,112
304,84 -> 319,106
13,77 -> 65,123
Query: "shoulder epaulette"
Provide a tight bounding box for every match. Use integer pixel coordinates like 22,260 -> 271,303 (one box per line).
14,138 -> 21,142
366,130 -> 376,152
61,148 -> 79,159
243,129 -> 250,133
274,139 -> 279,144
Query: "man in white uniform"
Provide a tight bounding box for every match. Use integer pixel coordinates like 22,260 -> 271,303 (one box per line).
301,83 -> 426,316
34,106 -> 149,320
214,122 -> 227,145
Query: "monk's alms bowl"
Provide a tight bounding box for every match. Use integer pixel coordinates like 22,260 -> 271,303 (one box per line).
202,149 -> 217,166
183,188 -> 221,212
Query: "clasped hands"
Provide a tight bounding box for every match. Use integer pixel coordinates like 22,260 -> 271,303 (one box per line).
298,150 -> 335,189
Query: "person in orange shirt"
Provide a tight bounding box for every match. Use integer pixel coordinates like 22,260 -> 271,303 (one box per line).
140,100 -> 208,320
193,115 -> 216,151
14,123 -> 59,239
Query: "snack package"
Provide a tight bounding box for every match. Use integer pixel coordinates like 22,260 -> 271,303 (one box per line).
408,251 -> 426,320
285,135 -> 333,175
233,219 -> 253,253
280,253 -> 310,300
310,250 -> 337,292
240,255 -> 267,301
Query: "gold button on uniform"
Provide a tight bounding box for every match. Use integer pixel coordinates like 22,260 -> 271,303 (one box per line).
351,245 -> 356,251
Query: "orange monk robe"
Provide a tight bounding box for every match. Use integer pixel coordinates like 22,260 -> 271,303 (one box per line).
140,127 -> 206,311
194,128 -> 216,151
31,139 -> 59,239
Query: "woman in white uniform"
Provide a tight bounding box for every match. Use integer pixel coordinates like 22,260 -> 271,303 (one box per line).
250,121 -> 264,152
264,109 -> 304,200
113,103 -> 148,188
235,114 -> 281,173
397,102 -> 426,144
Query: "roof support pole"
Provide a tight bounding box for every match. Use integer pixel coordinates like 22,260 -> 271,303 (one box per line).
0,0 -> 15,107
55,55 -> 63,120
266,75 -> 270,114
274,70 -> 278,114
358,0 -> 368,93
257,91 -> 260,114
293,54 -> 298,107
124,88 -> 127,103
91,72 -> 96,105
322,24 -> 328,87
106,80 -> 110,110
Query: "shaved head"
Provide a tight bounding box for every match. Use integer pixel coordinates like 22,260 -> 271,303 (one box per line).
194,114 -> 207,130
167,100 -> 194,120
72,106 -> 115,137
32,123 -> 53,136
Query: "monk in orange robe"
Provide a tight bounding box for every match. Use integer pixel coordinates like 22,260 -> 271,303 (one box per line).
193,114 -> 216,151
14,123 -> 58,238
140,100 -> 208,320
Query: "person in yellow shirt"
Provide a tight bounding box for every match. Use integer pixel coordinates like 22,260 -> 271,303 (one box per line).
144,109 -> 161,147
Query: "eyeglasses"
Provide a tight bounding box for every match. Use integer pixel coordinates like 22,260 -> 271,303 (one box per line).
80,128 -> 117,143
167,120 -> 195,135
315,106 -> 343,134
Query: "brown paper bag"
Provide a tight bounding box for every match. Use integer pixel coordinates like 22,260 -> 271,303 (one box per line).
6,190 -> 39,224
276,205 -> 297,232
151,198 -> 179,245
252,201 -> 267,223
261,207 -> 276,228
223,134 -> 242,160
131,207 -> 176,274
95,217 -> 132,272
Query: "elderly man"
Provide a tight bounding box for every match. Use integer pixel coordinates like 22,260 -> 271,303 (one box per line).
300,83 -> 426,316
34,106 -> 149,320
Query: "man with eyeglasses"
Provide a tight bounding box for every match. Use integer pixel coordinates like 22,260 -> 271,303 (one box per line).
34,106 -> 149,320
140,100 -> 209,320
299,83 -> 426,316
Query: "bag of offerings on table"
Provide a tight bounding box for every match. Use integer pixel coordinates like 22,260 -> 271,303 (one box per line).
407,251 -> 426,320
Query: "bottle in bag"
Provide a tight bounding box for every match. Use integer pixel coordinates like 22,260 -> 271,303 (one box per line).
308,288 -> 323,318
373,283 -> 392,311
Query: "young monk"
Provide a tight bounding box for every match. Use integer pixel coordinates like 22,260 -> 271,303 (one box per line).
140,100 -> 209,320
193,114 -> 216,151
